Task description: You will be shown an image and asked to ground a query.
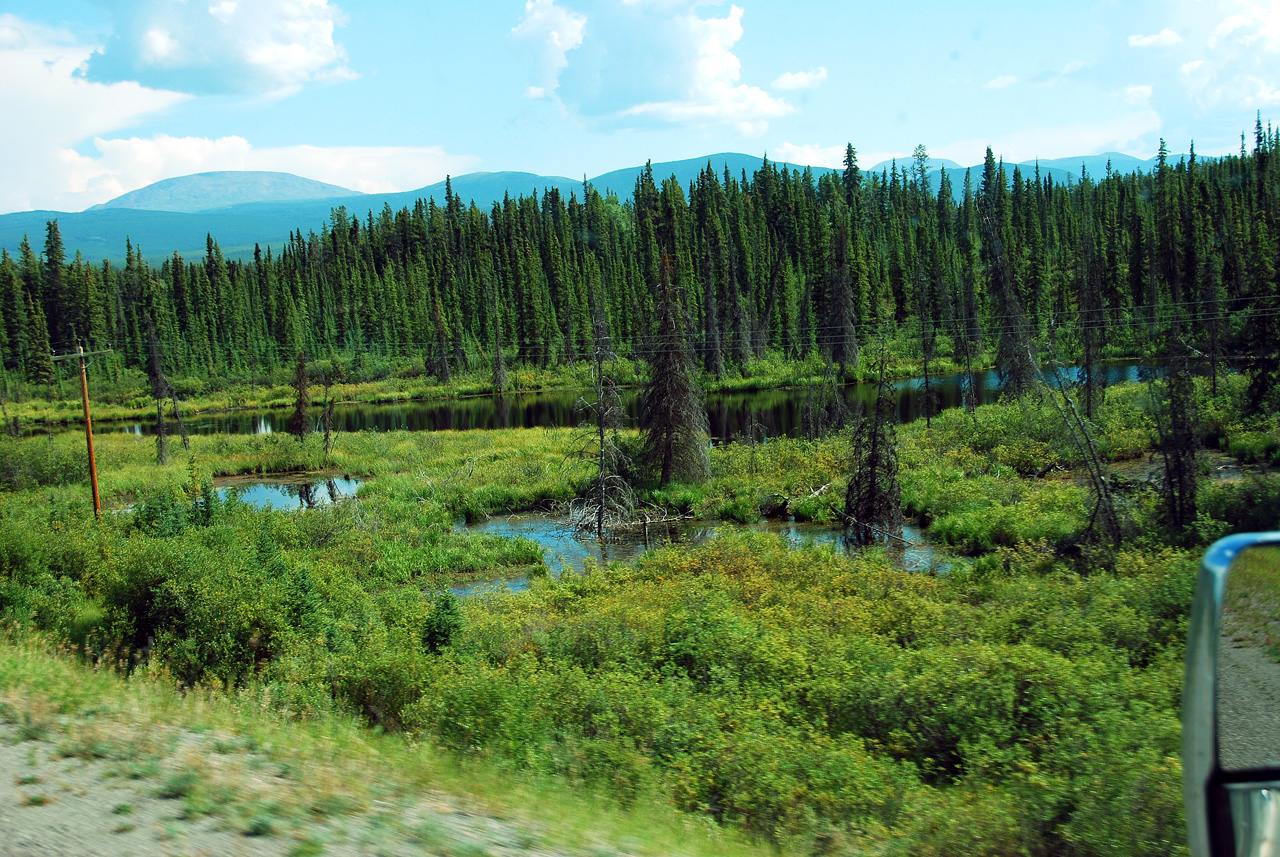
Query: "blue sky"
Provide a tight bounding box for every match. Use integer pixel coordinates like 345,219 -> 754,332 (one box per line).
1,0 -> 1276,213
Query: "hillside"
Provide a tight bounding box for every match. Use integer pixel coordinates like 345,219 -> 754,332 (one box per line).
91,171 -> 362,213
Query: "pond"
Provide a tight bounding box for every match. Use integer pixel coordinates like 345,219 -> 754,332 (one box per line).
213,474 -> 364,510
451,513 -> 943,596
68,361 -> 1151,443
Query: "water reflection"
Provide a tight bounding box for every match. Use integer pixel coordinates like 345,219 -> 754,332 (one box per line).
215,476 -> 363,511
453,514 -> 941,596
77,361 -> 1151,443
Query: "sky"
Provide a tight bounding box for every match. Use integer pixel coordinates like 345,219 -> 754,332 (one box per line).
0,0 -> 1277,213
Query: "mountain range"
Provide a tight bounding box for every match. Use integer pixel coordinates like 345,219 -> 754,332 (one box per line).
1,151 -> 1184,264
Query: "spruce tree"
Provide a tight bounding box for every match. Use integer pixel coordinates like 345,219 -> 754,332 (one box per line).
640,259 -> 709,486
23,293 -> 54,386
43,220 -> 68,348
0,250 -> 27,374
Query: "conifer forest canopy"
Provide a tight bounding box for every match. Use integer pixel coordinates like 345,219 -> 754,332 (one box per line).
2,131 -> 1279,396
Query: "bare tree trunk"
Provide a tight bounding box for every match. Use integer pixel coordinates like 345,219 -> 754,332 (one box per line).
155,399 -> 169,465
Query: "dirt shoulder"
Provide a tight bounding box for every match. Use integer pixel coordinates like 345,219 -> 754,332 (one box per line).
0,641 -> 752,857
0,718 -> 571,857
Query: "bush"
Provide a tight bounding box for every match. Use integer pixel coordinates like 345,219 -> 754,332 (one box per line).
1198,475 -> 1280,535
1228,431 -> 1280,465
0,436 -> 88,489
422,590 -> 463,652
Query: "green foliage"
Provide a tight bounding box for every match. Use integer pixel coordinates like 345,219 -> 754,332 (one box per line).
423,590 -> 463,652
396,534 -> 1197,853
0,435 -> 88,489
1198,475 -> 1280,535
0,384 -> 1248,855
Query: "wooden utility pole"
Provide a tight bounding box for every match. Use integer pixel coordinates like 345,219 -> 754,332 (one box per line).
52,346 -> 111,520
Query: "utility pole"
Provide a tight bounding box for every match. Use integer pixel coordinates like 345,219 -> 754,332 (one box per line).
52,345 -> 112,520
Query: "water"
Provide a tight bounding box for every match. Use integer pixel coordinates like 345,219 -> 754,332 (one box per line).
57,360 -> 1150,443
452,514 -> 941,596
214,475 -> 363,510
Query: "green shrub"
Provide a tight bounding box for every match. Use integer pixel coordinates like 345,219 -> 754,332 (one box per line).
1228,431 -> 1280,465
422,590 -> 463,652
1199,475 -> 1280,534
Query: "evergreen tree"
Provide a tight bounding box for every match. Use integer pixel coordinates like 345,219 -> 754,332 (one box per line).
640,259 -> 709,486
43,220 -> 70,348
0,250 -> 27,373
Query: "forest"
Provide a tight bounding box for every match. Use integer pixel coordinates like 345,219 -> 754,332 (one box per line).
0,124 -> 1278,857
0,123 -> 1277,408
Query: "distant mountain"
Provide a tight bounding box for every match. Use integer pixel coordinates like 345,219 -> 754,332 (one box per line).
0,150 -> 1194,263
91,171 -> 361,213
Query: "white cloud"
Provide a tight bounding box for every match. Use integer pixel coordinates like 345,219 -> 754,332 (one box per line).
86,0 -> 355,96
1128,28 -> 1183,47
772,67 -> 827,91
619,5 -> 793,129
1181,1 -> 1280,108
1208,5 -> 1280,50
1245,76 -> 1280,106
985,75 -> 1018,89
55,135 -> 481,207
512,0 -> 587,99
0,15 -> 190,212
0,14 -> 475,212
772,142 -> 846,168
141,28 -> 178,63
208,2 -> 239,23
1060,59 -> 1085,74
0,21 -> 28,50
1125,84 -> 1154,103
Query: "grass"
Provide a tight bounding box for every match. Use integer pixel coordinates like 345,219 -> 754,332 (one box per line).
0,635 -> 781,857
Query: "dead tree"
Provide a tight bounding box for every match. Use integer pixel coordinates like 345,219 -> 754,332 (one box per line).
1043,350 -> 1123,551
287,350 -> 310,442
1078,216 -> 1108,419
1151,332 -> 1200,537
844,346 -> 903,544
567,295 -> 633,539
145,319 -> 188,463
801,360 -> 851,440
321,372 -> 337,458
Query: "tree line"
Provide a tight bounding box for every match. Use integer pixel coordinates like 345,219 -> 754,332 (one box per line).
2,119 -> 1278,407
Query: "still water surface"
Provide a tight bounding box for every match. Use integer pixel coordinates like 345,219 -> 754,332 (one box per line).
452,514 -> 941,596
84,362 -> 1148,443
213,475 -> 363,510
211,480 -> 943,595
